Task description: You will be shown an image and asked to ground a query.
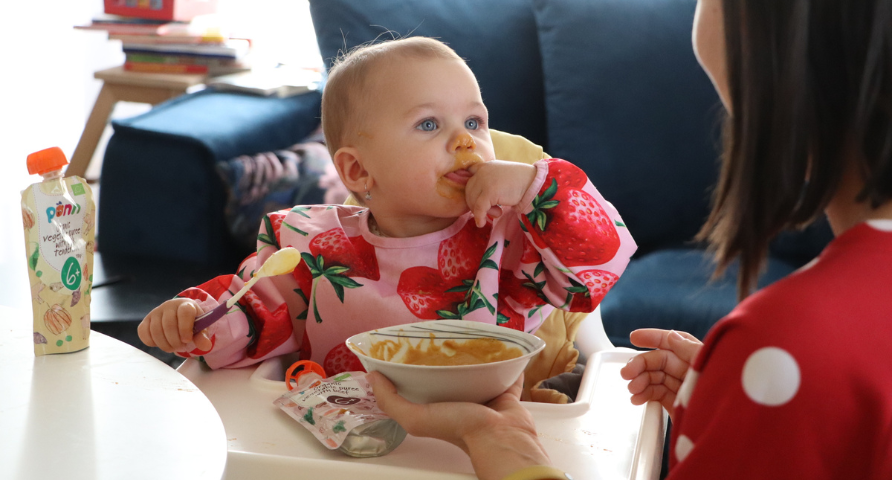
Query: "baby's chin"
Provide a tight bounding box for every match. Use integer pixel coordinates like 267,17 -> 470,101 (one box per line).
435,177 -> 467,201
428,193 -> 471,219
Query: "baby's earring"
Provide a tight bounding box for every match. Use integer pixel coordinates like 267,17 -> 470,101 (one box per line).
364,184 -> 372,201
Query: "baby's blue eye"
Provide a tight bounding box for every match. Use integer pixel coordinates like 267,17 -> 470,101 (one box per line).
465,118 -> 479,130
417,119 -> 437,132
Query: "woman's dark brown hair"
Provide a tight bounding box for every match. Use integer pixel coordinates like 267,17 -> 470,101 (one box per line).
698,0 -> 892,300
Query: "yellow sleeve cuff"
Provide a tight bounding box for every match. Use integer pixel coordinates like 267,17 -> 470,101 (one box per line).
501,465 -> 573,480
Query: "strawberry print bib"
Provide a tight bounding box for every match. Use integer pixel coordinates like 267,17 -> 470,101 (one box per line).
173,159 -> 637,372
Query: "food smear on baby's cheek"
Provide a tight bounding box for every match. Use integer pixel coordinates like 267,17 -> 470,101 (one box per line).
369,334 -> 522,366
357,131 -> 374,140
436,180 -> 464,200
436,151 -> 484,199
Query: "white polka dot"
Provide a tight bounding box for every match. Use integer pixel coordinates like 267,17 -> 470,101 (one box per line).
741,347 -> 800,406
867,219 -> 892,232
675,434 -> 694,462
674,368 -> 699,409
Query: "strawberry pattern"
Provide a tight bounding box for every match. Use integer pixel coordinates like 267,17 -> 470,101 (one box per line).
323,343 -> 367,374
172,159 -> 636,372
397,221 -> 497,320
523,159 -> 622,266
302,227 -> 380,324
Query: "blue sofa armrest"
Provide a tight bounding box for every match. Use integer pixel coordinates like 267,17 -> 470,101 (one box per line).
98,89 -> 322,266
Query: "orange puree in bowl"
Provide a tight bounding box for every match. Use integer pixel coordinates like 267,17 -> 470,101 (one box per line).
369,335 -> 523,366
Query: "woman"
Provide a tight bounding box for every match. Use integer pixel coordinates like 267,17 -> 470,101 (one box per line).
368,0 -> 892,478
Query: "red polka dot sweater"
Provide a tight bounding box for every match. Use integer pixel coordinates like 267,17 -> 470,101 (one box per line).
668,220 -> 892,479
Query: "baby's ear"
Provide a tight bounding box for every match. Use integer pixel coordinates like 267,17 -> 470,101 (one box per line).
332,146 -> 370,192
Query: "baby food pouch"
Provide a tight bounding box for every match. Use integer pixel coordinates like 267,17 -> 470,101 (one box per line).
274,370 -> 407,457
22,147 -> 95,356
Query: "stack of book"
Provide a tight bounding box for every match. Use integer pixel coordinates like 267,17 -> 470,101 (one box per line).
76,15 -> 251,76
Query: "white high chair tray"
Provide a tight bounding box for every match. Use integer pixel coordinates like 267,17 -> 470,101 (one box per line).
178,348 -> 666,480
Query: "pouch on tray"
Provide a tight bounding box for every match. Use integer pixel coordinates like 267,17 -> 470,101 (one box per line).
274,370 -> 407,457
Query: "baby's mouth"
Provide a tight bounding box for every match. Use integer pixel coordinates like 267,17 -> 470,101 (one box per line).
443,169 -> 473,186
441,151 -> 484,187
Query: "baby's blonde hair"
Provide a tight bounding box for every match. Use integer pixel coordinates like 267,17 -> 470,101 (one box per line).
321,36 -> 464,158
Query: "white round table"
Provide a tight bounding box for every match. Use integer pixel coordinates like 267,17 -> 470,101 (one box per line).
0,306 -> 227,480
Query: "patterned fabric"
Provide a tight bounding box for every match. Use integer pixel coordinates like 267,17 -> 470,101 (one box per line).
216,129 -> 349,254
668,220 -> 892,479
175,159 -> 637,374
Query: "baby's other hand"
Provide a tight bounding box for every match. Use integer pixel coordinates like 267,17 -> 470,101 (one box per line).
465,160 -> 537,227
137,298 -> 211,353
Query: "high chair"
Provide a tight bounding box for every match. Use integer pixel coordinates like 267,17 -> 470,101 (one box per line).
177,306 -> 667,479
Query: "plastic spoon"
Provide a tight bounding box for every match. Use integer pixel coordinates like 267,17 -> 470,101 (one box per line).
192,247 -> 302,334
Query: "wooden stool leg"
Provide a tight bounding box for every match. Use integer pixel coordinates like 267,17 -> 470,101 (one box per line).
68,84 -> 116,178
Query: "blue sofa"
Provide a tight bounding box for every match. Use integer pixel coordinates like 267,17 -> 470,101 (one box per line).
98,0 -> 832,347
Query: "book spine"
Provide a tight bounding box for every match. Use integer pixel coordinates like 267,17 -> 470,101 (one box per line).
123,62 -> 209,74
123,47 -> 238,59
75,24 -> 167,35
111,35 -> 226,45
126,53 -> 241,67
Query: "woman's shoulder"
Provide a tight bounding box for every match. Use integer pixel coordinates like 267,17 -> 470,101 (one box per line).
699,221 -> 892,367
737,221 -> 892,318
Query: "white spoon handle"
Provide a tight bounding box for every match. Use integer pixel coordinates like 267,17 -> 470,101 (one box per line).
225,274 -> 261,309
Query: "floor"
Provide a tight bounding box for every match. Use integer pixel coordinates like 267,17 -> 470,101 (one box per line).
1,1 -> 319,366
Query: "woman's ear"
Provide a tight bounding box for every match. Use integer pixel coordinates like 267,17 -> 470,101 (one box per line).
333,146 -> 371,193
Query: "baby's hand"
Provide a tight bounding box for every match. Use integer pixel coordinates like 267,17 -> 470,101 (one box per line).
465,161 -> 537,227
137,298 -> 212,353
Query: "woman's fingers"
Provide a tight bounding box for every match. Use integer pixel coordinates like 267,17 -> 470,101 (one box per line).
620,348 -> 692,381
486,374 -> 524,412
368,372 -> 432,437
629,329 -> 702,363
666,330 -> 703,364
629,384 -> 677,412
630,328 -> 699,349
626,369 -> 683,395
628,328 -> 670,349
369,371 -> 513,450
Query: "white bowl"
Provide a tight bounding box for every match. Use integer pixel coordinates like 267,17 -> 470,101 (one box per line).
346,320 -> 546,404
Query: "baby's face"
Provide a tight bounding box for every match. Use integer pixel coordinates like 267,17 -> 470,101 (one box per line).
356,57 -> 496,220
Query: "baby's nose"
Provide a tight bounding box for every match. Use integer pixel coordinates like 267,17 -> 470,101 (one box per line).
449,133 -> 476,153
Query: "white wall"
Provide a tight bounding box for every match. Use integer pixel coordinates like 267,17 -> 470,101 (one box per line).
0,0 -> 319,308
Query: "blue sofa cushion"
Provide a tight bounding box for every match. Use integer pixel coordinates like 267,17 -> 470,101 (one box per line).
99,89 -> 322,265
110,89 -> 322,161
601,249 -> 799,348
533,0 -> 721,253
309,0 -> 549,149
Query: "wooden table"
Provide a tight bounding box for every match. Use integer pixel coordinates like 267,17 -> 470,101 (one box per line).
67,66 -> 207,179
0,306 -> 227,480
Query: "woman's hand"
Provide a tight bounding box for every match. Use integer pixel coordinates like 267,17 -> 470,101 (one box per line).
368,372 -> 552,480
464,160 -> 537,227
619,329 -> 703,421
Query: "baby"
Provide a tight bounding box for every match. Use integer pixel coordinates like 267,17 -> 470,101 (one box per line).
138,37 -> 637,374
